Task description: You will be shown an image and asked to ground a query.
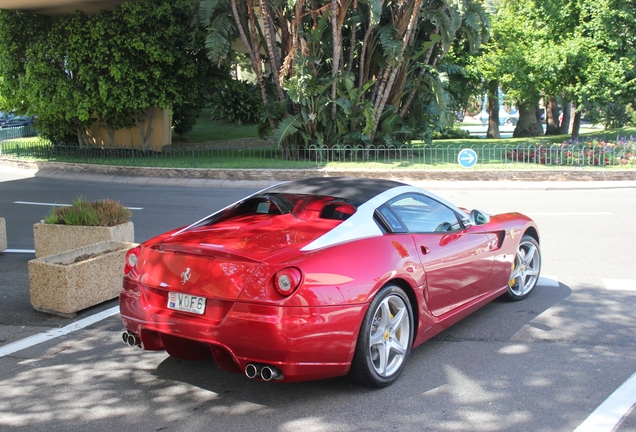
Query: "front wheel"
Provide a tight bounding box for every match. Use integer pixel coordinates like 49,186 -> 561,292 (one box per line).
349,285 -> 413,387
505,235 -> 541,301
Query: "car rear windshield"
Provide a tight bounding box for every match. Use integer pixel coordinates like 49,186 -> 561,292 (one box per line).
209,193 -> 358,225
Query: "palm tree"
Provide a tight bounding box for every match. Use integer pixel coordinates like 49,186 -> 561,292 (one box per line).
196,0 -> 490,147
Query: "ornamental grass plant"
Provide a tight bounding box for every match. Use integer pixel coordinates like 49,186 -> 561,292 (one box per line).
44,197 -> 131,227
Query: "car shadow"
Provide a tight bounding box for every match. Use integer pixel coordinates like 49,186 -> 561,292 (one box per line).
152,282 -> 573,399
140,281 -> 636,430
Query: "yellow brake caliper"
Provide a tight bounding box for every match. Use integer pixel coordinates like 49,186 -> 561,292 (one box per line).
385,312 -> 394,340
509,261 -> 516,287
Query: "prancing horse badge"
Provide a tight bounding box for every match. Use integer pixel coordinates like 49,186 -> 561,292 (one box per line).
181,268 -> 191,285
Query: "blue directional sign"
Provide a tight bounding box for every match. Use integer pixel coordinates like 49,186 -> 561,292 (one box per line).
457,148 -> 478,168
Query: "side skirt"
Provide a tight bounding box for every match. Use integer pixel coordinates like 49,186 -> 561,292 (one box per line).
412,285 -> 508,348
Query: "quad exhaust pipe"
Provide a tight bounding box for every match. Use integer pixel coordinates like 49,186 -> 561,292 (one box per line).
121,331 -> 140,347
245,363 -> 283,381
121,333 -> 282,380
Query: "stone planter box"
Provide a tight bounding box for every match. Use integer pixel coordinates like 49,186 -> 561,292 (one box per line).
28,241 -> 137,317
33,221 -> 134,258
0,217 -> 6,252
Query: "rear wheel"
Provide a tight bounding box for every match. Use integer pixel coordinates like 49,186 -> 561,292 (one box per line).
505,235 -> 541,301
349,285 -> 413,387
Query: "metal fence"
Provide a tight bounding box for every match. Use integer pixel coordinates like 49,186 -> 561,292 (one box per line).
1,137 -> 635,169
0,125 -> 37,142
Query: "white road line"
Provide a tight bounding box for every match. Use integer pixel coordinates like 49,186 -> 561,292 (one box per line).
574,371 -> 636,432
603,279 -> 636,291
14,201 -> 72,207
0,306 -> 120,358
14,201 -> 143,210
538,275 -> 559,287
2,249 -> 35,254
575,279 -> 636,430
527,212 -> 612,216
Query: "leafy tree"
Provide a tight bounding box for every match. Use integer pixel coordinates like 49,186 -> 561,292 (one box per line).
473,0 -> 636,140
195,0 -> 490,148
570,0 -> 636,133
474,1 -> 550,138
0,0 -> 218,148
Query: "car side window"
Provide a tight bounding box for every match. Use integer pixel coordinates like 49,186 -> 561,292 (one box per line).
387,193 -> 462,233
375,204 -> 407,233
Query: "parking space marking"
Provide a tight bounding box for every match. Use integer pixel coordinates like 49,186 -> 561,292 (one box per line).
574,371 -> 636,432
527,212 -> 612,216
14,201 -> 73,207
538,275 -> 559,287
603,279 -> 636,291
0,306 -> 120,358
14,201 -> 143,210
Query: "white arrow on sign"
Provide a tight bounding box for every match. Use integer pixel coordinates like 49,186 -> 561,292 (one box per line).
460,152 -> 475,164
457,148 -> 478,168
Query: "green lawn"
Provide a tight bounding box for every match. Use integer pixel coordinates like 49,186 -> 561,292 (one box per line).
6,126 -> 636,150
3,123 -> 635,170
172,109 -> 260,143
170,108 -> 635,148
430,126 -> 636,147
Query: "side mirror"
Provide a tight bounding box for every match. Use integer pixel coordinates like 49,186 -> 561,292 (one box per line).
469,209 -> 490,226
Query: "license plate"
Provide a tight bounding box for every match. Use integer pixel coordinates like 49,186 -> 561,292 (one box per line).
167,292 -> 206,315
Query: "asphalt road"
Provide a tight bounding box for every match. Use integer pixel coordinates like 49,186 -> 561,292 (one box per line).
1,167 -> 635,432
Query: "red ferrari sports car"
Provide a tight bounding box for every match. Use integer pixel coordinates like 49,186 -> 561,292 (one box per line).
120,177 -> 541,387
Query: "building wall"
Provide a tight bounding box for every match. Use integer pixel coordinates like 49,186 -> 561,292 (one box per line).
86,107 -> 172,151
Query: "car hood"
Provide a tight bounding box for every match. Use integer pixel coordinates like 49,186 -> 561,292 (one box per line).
137,214 -> 338,301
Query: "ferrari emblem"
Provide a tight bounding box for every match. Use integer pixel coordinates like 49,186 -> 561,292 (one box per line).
181,268 -> 191,285
510,229 -> 515,240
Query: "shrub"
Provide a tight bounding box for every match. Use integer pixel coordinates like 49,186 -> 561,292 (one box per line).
209,80 -> 264,125
172,104 -> 202,137
44,197 -> 131,226
432,127 -> 473,140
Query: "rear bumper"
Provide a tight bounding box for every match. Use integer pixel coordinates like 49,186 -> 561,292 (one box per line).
120,282 -> 367,382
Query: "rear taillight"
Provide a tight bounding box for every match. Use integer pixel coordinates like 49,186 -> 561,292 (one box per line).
124,246 -> 141,275
273,267 -> 302,296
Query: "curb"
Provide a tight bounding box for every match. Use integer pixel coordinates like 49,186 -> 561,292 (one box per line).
3,158 -> 636,182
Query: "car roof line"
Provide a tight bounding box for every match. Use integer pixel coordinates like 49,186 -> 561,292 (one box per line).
171,181 -> 290,237
300,185 -> 418,251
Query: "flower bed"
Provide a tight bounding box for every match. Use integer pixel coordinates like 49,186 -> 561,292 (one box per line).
506,137 -> 636,166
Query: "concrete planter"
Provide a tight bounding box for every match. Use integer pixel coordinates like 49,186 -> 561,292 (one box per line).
28,241 -> 136,317
33,221 -> 134,258
0,217 -> 6,251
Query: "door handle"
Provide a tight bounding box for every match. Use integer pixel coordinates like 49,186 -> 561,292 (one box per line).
420,246 -> 430,254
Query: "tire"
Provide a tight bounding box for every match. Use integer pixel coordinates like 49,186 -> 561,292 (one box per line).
505,235 -> 541,301
349,285 -> 414,388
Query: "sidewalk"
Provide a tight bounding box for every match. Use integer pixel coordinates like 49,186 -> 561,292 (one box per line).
2,158 -> 636,190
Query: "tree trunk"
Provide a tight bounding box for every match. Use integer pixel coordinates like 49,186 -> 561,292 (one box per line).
330,0 -> 341,121
559,101 -> 571,134
76,129 -> 90,148
358,26 -> 373,90
134,108 -> 154,151
230,0 -> 276,132
346,0 -> 358,72
486,80 -> 500,139
535,104 -> 543,127
358,0 -> 387,92
399,26 -> 441,118
258,0 -> 284,102
544,96 -> 560,135
370,0 -> 422,140
570,104 -> 581,141
513,103 -> 544,137
107,128 -> 115,147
